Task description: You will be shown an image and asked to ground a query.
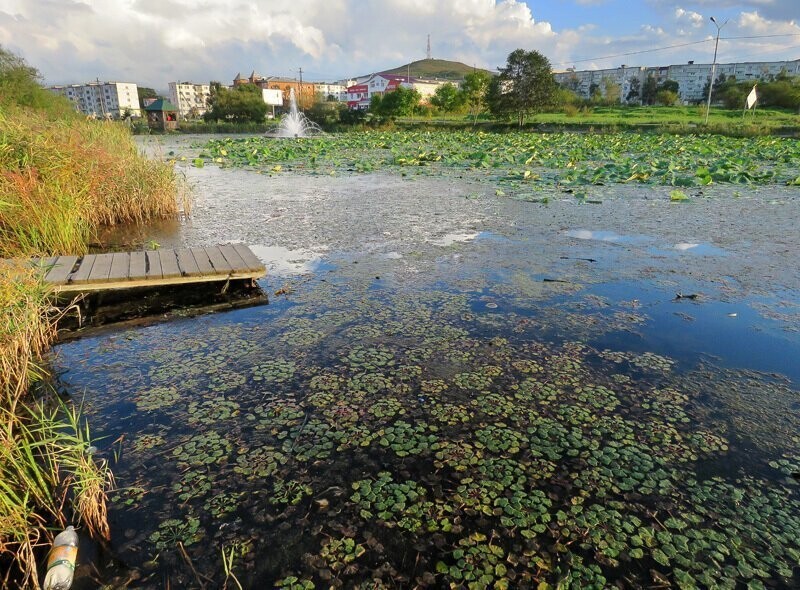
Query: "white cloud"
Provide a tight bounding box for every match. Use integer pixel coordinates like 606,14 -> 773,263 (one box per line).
0,0 -> 797,88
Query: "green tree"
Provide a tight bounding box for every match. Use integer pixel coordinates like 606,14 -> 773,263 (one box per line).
204,83 -> 267,123
602,78 -> 621,105
137,87 -> 158,109
371,86 -> 421,119
626,77 -> 641,103
460,71 -> 492,125
430,83 -> 464,113
0,46 -> 72,115
641,74 -> 657,106
655,89 -> 679,106
487,49 -> 557,126
658,79 -> 679,94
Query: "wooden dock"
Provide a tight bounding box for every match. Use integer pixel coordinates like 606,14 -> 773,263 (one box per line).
33,244 -> 266,293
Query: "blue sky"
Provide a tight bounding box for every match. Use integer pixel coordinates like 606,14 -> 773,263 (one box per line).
0,0 -> 797,89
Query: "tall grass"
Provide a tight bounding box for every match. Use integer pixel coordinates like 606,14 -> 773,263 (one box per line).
0,105 -> 182,257
0,263 -> 112,588
0,46 -> 181,586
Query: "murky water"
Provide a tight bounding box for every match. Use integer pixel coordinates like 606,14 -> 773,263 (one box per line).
53,135 -> 799,589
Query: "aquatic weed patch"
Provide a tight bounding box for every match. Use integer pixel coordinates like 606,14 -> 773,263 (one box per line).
53,286 -> 800,589
196,131 -> 800,187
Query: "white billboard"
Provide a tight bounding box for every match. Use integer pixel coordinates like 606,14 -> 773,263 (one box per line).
262,88 -> 283,106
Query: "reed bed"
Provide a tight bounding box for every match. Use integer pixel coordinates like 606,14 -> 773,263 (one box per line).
0,105 -> 181,258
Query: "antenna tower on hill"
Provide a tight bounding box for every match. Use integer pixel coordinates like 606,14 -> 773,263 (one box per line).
426,34 -> 431,60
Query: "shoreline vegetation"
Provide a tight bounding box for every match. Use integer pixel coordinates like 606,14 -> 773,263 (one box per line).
0,47 -> 181,587
138,105 -> 800,137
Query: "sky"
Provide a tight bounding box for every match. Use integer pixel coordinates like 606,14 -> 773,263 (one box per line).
0,0 -> 798,90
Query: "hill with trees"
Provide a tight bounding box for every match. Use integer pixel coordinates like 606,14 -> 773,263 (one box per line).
378,58 -> 492,80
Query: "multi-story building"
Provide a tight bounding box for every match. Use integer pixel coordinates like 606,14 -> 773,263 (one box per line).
345,74 -> 452,109
315,82 -> 347,102
233,71 -> 317,109
167,82 -> 211,118
49,82 -> 140,118
554,58 -> 800,104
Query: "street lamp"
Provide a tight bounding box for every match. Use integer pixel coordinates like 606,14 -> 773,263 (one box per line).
704,16 -> 728,124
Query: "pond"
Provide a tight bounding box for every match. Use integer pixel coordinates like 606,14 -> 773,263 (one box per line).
53,133 -> 799,589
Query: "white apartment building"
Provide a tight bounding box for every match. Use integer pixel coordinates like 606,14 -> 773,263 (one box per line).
315,83 -> 347,101
555,58 -> 800,104
50,82 -> 140,118
168,82 -> 211,118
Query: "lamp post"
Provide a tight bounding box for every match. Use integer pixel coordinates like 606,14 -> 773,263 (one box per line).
704,16 -> 728,124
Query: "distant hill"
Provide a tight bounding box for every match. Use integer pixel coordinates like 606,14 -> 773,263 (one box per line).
378,59 -> 492,81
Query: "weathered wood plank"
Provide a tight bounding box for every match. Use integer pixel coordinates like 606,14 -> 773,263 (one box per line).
87,253 -> 114,283
159,250 -> 182,279
24,244 -> 266,293
232,243 -> 265,272
204,246 -> 233,273
175,248 -> 201,277
145,250 -> 162,279
44,255 -> 78,285
68,255 -> 95,284
32,256 -> 58,271
190,247 -> 215,275
218,244 -> 248,270
108,253 -> 130,281
129,251 -> 146,280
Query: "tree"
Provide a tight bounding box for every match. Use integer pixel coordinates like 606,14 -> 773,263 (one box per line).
602,78 -> 621,105
487,49 -> 557,127
658,79 -> 679,94
626,77 -> 641,104
430,83 -> 464,113
641,74 -> 658,105
204,83 -> 267,123
460,71 -> 491,125
137,87 -> 158,109
370,86 -> 421,119
0,46 -> 73,115
655,89 -> 679,106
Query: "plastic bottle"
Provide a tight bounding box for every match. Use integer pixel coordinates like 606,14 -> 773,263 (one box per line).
43,526 -> 78,590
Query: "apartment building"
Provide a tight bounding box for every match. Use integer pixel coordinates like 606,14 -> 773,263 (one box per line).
345,74 -> 451,109
555,58 -> 800,104
49,81 -> 140,118
168,82 -> 211,118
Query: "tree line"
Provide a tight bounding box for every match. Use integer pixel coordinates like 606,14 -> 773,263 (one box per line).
200,48 -> 800,125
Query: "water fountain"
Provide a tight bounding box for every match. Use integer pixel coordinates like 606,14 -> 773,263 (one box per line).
272,88 -> 323,138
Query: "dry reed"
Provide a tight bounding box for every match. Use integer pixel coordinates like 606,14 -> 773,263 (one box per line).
0,105 -> 181,258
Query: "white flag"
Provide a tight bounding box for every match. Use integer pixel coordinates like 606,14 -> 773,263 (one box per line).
746,85 -> 758,109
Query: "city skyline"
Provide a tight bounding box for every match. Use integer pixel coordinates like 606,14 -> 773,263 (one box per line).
1,0 -> 798,88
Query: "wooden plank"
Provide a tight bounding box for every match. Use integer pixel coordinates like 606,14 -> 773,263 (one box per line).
87,253 -> 114,283
68,255 -> 96,284
108,253 -> 130,281
204,246 -> 233,273
190,247 -> 215,275
129,251 -> 146,281
43,255 -> 78,284
218,244 -> 248,271
232,243 -> 265,272
159,249 -> 182,279
32,256 -> 57,272
175,248 -> 201,277
54,268 -> 265,293
145,250 -> 162,279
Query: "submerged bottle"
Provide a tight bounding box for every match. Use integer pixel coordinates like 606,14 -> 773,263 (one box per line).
43,526 -> 78,590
